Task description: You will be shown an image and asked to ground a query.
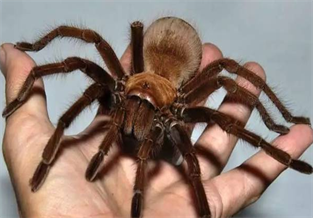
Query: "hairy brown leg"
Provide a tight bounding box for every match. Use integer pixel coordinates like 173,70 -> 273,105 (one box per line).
123,97 -> 155,143
131,123 -> 163,218
2,57 -> 115,118
182,106 -> 313,174
166,121 -> 210,218
31,83 -> 109,192
15,26 -> 126,78
123,97 -> 141,135
131,21 -> 144,74
181,58 -> 310,125
181,76 -> 289,134
133,100 -> 155,141
85,107 -> 125,181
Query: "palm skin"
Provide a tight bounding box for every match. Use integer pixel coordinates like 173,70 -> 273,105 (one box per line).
1,42 -> 312,218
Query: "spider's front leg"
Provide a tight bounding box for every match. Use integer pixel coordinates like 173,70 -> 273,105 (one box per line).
165,119 -> 211,218
15,26 -> 126,78
31,83 -> 110,191
2,57 -> 114,118
131,122 -> 164,218
181,106 -> 313,174
85,106 -> 125,181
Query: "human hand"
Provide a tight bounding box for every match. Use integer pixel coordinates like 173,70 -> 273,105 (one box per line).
1,42 -> 312,218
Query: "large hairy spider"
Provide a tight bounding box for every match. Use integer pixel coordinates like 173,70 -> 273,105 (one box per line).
2,17 -> 312,218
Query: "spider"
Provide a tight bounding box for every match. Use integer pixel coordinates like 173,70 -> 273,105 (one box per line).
2,17 -> 312,218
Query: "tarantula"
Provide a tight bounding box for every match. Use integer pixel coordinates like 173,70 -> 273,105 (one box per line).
2,17 -> 312,218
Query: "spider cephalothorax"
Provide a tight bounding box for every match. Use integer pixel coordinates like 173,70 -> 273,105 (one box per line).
2,17 -> 312,218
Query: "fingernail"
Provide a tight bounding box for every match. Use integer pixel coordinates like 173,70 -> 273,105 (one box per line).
0,45 -> 7,76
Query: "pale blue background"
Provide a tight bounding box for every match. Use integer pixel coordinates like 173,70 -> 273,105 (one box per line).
0,1 -> 312,218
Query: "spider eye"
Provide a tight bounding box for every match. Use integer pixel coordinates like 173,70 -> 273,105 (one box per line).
142,82 -> 150,89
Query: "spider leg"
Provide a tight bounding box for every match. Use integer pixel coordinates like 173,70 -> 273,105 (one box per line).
182,76 -> 289,134
131,122 -> 163,218
182,106 -> 313,174
131,21 -> 144,74
31,83 -> 109,192
124,97 -> 141,135
181,58 -> 310,125
15,26 -> 126,78
85,107 -> 125,181
2,57 -> 114,118
166,120 -> 210,218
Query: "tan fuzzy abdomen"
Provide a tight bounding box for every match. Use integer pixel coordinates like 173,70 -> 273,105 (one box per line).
143,17 -> 202,88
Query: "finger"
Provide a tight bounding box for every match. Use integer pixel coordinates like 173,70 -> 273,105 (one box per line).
196,44 -> 224,107
196,62 -> 266,178
208,125 -> 313,218
120,45 -> 132,74
1,43 -> 49,122
186,43 -> 223,135
199,43 -> 223,72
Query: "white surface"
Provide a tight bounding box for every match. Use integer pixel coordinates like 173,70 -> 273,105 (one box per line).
0,1 -> 312,218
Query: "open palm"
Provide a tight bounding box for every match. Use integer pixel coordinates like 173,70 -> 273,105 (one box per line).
1,43 -> 312,218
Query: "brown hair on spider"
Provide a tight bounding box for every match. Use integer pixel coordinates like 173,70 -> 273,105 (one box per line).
2,16 -> 312,218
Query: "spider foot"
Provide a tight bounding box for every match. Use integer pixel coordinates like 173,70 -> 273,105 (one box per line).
30,161 -> 50,192
131,191 -> 143,218
290,116 -> 311,126
290,159 -> 313,174
131,21 -> 143,28
2,99 -> 22,118
85,151 -> 105,181
14,42 -> 35,51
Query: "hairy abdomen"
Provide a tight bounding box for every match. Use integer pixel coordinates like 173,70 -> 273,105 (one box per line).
143,17 -> 202,88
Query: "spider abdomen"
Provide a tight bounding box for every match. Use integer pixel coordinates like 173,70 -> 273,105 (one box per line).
143,17 -> 202,88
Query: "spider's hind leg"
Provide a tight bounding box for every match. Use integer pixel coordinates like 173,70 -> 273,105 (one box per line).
181,74 -> 290,135
217,76 -> 290,134
198,58 -> 310,125
31,83 -> 109,192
